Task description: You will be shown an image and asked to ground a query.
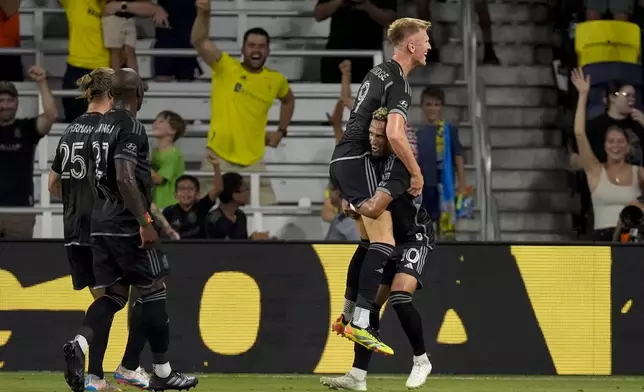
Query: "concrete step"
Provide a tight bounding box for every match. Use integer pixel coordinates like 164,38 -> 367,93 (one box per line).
457,211 -> 571,233
410,65 -> 554,87
441,24 -> 553,45
464,169 -> 568,191
439,86 -> 556,108
494,191 -> 571,212
429,1 -> 550,23
458,107 -> 557,128
456,232 -> 574,241
466,147 -> 567,170
459,127 -> 562,148
441,43 -> 553,66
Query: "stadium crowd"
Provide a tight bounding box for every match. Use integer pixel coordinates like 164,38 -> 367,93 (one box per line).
0,0 -> 478,241
5,0 -> 644,242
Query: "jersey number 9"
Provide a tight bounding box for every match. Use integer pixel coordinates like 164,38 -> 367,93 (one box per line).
60,142 -> 87,180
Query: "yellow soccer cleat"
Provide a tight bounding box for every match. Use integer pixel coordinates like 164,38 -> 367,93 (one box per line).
343,322 -> 394,356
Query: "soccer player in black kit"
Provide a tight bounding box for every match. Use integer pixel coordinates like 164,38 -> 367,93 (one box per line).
62,69 -> 198,392
322,107 -> 434,390
50,67 -> 151,392
328,17 -> 431,355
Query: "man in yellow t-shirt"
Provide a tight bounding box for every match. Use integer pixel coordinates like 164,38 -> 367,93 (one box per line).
61,0 -> 168,122
191,0 -> 295,205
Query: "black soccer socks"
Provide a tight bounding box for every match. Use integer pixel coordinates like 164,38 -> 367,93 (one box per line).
121,299 -> 146,371
345,239 -> 370,301
390,291 -> 426,356
141,288 -> 170,364
79,293 -> 127,343
355,243 -> 394,312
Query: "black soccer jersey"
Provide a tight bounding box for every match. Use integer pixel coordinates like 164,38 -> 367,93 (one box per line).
376,155 -> 435,248
51,112 -> 103,245
89,109 -> 153,236
333,60 -> 412,158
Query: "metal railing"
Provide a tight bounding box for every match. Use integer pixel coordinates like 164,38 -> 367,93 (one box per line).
3,6 -> 384,238
462,0 -> 500,240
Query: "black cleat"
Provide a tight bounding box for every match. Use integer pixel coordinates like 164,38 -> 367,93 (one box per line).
149,370 -> 199,391
62,340 -> 85,392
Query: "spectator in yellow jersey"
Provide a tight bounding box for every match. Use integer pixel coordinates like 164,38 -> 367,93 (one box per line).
191,0 -> 295,206
61,0 -> 170,122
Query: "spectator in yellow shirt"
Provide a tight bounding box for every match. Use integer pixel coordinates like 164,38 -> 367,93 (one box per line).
190,0 -> 295,206
61,0 -> 169,122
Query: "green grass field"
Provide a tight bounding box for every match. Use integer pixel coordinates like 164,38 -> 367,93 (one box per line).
1,373 -> 644,392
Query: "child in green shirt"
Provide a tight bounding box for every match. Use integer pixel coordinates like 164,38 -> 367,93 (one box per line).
151,110 -> 186,209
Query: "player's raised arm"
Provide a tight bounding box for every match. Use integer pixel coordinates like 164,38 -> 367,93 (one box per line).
191,0 -> 222,65
385,83 -> 423,197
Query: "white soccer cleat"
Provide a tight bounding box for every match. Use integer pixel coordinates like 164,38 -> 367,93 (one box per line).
320,373 -> 367,391
85,374 -> 122,391
113,364 -> 150,390
405,356 -> 432,389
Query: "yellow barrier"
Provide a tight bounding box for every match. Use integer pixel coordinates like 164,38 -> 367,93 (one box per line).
575,21 -> 641,66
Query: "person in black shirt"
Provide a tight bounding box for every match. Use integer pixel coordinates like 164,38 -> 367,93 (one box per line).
572,82 -> 644,167
163,152 -> 222,239
0,66 -> 57,238
206,172 -> 251,239
49,67 -> 136,392
322,108 -> 435,391
329,19 -> 430,352
314,0 -> 397,83
62,69 -> 198,392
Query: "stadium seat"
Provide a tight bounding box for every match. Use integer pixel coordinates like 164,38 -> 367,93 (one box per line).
575,21 -> 641,67
583,62 -> 643,119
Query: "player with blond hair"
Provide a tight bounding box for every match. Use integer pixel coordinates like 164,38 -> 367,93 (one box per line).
328,17 -> 431,356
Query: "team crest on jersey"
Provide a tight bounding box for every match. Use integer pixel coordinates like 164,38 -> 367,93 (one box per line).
126,143 -> 137,152
357,81 -> 370,102
399,100 -> 408,109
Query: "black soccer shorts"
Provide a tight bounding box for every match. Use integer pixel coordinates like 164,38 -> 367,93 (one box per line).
66,245 -> 96,290
381,243 -> 431,290
329,152 -> 379,208
91,235 -> 170,290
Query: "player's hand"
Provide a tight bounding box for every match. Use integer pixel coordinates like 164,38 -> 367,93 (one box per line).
139,224 -> 158,249
342,199 -> 360,219
28,66 -> 46,83
196,0 -> 211,13
408,172 -> 424,197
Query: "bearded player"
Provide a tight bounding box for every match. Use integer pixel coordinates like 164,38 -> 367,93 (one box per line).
322,108 -> 434,390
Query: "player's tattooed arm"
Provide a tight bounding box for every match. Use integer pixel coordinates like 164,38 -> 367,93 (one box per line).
48,170 -> 62,200
151,203 -> 180,240
355,191 -> 394,219
115,158 -> 150,221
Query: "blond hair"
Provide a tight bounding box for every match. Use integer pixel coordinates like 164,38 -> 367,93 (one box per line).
387,18 -> 431,48
372,107 -> 389,121
76,67 -> 114,102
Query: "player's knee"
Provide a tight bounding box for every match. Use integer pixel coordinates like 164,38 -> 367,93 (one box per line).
106,281 -> 130,299
138,280 -> 165,297
140,287 -> 168,325
102,292 -> 128,312
390,291 -> 414,313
